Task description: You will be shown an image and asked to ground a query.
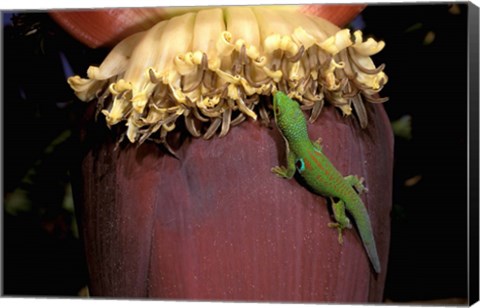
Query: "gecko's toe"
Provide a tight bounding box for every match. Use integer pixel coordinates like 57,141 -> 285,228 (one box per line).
271,166 -> 287,178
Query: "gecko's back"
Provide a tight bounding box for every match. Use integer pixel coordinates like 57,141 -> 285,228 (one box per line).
295,144 -> 356,200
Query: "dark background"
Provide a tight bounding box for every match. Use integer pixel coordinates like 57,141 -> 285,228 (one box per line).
2,4 -> 471,301
362,4 -> 469,301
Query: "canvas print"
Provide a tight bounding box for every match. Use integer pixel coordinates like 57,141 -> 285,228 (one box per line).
2,3 -> 475,305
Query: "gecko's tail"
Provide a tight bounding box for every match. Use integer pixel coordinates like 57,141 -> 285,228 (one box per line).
348,202 -> 381,274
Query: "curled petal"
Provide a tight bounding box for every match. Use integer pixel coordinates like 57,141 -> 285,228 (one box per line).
68,76 -> 106,101
352,30 -> 385,56
87,31 -> 146,80
317,29 -> 353,55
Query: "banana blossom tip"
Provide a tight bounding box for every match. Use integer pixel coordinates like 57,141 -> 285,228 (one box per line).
68,6 -> 388,146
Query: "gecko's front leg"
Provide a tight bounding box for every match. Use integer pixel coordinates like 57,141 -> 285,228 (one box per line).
272,147 -> 297,179
312,137 -> 323,152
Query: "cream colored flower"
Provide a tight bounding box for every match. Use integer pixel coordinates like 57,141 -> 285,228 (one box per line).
68,6 -> 388,151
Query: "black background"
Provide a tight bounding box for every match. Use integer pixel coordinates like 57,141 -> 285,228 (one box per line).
361,4 -> 469,301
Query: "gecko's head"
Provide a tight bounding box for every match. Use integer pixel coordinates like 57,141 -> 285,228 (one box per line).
273,91 -> 304,130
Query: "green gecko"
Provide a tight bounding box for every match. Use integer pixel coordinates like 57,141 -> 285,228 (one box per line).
271,91 -> 381,274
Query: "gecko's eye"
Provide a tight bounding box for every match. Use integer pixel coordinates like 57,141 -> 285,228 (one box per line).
275,107 -> 280,115
295,159 -> 305,173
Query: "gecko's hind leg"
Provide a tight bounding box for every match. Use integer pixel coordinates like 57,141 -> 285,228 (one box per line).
327,198 -> 352,244
344,175 -> 368,194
